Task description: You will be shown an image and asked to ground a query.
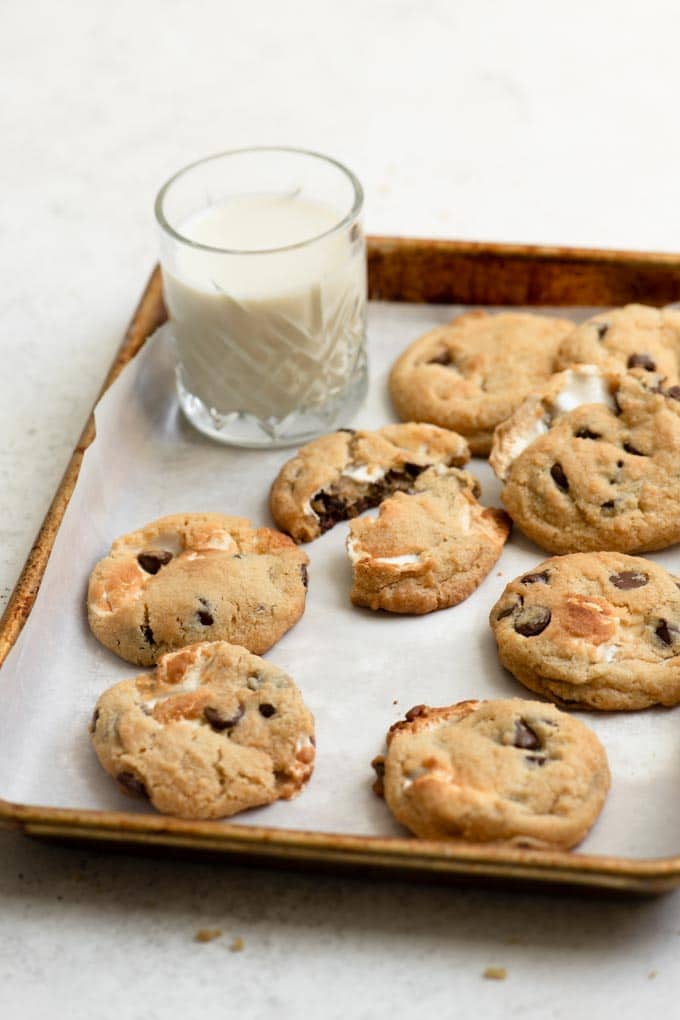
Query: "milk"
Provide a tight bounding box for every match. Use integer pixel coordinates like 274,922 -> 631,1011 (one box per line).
161,193 -> 367,437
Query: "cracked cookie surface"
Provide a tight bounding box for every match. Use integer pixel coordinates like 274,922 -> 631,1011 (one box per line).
491,366 -> 680,553
346,466 -> 511,613
88,513 -> 309,666
269,423 -> 469,542
555,304 -> 680,382
90,641 -> 315,819
373,699 -> 609,847
388,311 -> 574,455
490,552 -> 680,710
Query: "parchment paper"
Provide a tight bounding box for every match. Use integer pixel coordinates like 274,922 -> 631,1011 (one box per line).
2,301 -> 679,857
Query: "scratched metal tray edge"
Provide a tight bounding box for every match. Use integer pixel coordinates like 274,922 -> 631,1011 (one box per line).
4,236 -> 680,894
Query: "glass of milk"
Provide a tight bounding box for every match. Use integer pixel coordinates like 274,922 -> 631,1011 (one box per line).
155,147 -> 368,447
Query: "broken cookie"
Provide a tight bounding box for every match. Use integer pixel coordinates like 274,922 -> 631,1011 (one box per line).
346,465 -> 510,613
269,423 -> 469,542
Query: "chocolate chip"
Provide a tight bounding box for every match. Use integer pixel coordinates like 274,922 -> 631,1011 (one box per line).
204,705 -> 244,732
514,606 -> 551,637
522,571 -> 549,585
309,734 -> 316,747
514,719 -> 542,750
623,441 -> 645,456
337,427 -> 356,434
595,322 -> 609,340
627,353 -> 656,372
371,755 -> 386,796
403,462 -> 426,479
667,386 -> 680,401
140,623 -> 155,645
197,610 -> 214,626
575,427 -> 601,440
90,708 -> 100,734
428,350 -> 452,366
311,491 -> 349,532
116,771 -> 148,799
525,755 -> 547,767
601,500 -> 617,515
550,463 -> 569,491
300,564 -> 309,589
137,550 -> 173,575
616,459 -> 624,468
259,703 -> 276,718
655,619 -> 678,646
610,571 -> 648,590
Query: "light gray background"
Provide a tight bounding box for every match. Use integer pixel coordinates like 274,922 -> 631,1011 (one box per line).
3,1 -> 680,1016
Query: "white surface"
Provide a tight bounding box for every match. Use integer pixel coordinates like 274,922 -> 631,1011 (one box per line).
4,0 -> 680,1016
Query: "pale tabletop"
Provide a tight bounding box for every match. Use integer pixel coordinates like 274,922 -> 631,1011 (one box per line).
3,1 -> 680,1016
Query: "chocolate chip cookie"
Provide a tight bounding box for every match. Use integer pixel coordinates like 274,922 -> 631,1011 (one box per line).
490,365 -> 680,553
388,311 -> 574,456
347,465 -> 511,613
88,513 -> 309,666
555,304 -> 680,382
490,552 -> 680,710
90,641 -> 315,819
269,423 -> 469,542
372,699 -> 609,847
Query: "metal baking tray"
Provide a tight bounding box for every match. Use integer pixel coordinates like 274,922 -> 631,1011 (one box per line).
3,236 -> 680,894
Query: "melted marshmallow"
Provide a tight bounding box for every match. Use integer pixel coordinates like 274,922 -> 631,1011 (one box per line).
551,367 -> 617,415
341,463 -> 386,484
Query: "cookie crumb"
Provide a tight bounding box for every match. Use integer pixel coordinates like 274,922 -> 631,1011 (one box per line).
195,928 -> 223,943
229,937 -> 245,952
483,966 -> 507,981
392,699 -> 398,705
648,969 -> 658,980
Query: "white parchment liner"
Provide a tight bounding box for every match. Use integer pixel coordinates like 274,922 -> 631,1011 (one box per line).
2,302 -> 678,858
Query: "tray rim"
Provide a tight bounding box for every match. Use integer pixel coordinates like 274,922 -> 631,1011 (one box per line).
4,235 -> 680,893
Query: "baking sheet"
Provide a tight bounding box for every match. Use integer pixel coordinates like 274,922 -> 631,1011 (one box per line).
2,301 -> 679,859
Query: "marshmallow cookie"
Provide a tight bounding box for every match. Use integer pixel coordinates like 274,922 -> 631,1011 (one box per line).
88,513 -> 309,666
346,466 -> 510,613
372,699 -> 610,847
490,365 -> 680,554
269,423 -> 469,542
90,641 -> 315,819
388,311 -> 574,455
490,552 -> 680,710
555,304 -> 680,382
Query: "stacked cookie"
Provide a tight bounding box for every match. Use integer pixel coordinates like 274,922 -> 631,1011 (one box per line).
84,301 -> 680,852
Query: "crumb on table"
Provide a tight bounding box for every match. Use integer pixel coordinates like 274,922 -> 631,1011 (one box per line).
229,937 -> 245,952
195,928 -> 223,943
483,966 -> 507,981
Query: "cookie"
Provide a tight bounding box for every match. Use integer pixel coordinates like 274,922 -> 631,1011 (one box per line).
88,513 -> 309,666
90,641 -> 315,819
490,552 -> 680,710
346,465 -> 511,613
388,311 -> 574,456
490,364 -> 680,553
555,304 -> 680,382
269,423 -> 469,542
372,699 -> 609,847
